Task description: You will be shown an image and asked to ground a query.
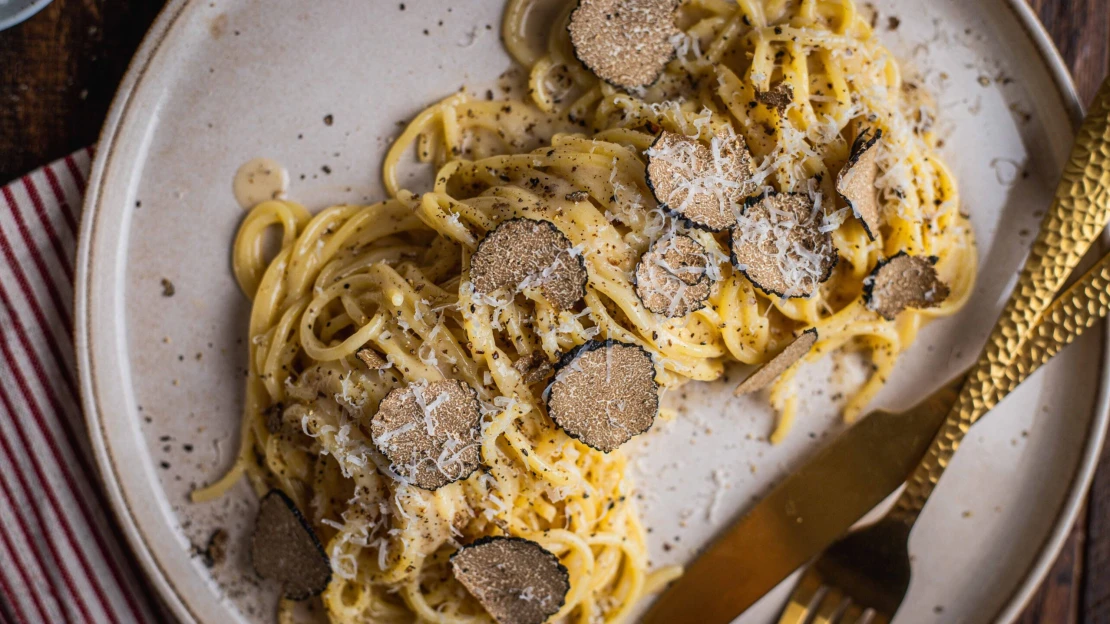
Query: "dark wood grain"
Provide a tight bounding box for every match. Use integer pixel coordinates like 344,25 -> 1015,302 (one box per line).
1029,0 -> 1110,105
1084,446 -> 1110,622
0,1 -> 1108,622
0,0 -> 166,181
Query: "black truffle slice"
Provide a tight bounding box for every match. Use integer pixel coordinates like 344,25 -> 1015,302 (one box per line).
514,350 -> 554,385
470,218 -> 588,312
263,402 -> 284,434
733,329 -> 818,396
836,129 -> 883,240
730,191 -> 838,298
451,536 -> 570,624
250,489 -> 331,600
646,129 -> 757,231
546,340 -> 659,452
755,82 -> 795,115
568,0 -> 681,91
864,252 -> 950,320
370,379 -> 482,490
634,234 -> 713,317
357,348 -> 389,370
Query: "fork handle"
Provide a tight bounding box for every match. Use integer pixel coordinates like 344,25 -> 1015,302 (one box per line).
890,76 -> 1110,524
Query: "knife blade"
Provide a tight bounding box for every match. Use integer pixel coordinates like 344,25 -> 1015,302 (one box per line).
639,376 -> 964,624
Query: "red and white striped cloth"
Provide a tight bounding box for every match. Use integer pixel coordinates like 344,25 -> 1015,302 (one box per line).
0,150 -> 163,623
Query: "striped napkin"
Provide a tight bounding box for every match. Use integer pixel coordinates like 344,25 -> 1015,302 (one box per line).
0,151 -> 162,623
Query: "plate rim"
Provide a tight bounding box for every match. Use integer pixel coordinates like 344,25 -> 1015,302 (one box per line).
77,3 -> 198,622
73,1 -> 1103,623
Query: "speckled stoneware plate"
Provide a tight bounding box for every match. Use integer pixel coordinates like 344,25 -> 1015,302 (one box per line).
76,1 -> 1104,622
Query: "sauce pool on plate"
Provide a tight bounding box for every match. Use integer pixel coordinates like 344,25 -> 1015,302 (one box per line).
233,158 -> 288,209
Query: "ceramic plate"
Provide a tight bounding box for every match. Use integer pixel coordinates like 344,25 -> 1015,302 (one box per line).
76,1 -> 1105,622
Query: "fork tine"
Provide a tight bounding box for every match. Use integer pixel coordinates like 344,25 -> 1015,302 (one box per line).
811,587 -> 848,624
776,571 -> 825,624
836,602 -> 866,624
863,609 -> 891,624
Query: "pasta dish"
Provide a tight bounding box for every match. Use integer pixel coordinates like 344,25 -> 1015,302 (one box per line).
194,0 -> 976,622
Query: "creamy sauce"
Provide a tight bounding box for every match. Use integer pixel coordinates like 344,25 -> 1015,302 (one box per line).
233,158 -> 288,209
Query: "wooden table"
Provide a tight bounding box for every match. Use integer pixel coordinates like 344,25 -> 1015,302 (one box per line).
1,0 -> 1107,621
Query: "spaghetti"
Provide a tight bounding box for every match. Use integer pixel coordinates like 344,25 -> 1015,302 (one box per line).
196,0 -> 977,621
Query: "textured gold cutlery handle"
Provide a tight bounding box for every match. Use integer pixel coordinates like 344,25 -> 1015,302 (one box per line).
1003,253 -> 1110,394
892,77 -> 1110,521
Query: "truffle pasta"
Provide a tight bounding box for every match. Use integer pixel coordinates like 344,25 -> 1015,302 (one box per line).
196,0 -> 976,622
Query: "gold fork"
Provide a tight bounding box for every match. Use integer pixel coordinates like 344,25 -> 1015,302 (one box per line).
777,252 -> 1110,624
778,75 -> 1110,624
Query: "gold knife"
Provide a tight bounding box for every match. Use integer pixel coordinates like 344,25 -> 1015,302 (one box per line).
640,377 -> 962,623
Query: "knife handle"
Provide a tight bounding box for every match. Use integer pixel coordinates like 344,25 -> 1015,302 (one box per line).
892,76 -> 1110,523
